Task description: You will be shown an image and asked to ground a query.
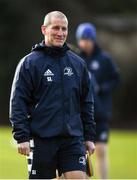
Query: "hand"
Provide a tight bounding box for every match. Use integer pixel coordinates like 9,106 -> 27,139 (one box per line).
17,142 -> 30,156
85,141 -> 95,155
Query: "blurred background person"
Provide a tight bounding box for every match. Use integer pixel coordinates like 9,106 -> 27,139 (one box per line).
76,23 -> 120,179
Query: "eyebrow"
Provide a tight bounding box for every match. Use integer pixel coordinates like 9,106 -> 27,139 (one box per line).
52,25 -> 67,30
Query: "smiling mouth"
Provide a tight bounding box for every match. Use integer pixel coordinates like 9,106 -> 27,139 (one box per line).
55,39 -> 64,42
56,37 -> 64,39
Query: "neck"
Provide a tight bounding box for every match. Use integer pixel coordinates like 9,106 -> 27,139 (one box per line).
44,38 -> 52,47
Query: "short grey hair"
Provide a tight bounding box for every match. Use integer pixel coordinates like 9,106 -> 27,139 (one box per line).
43,11 -> 68,26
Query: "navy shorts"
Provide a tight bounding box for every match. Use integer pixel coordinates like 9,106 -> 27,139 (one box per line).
27,136 -> 86,179
95,120 -> 109,143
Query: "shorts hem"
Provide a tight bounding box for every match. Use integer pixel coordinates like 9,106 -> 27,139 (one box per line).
59,167 -> 86,176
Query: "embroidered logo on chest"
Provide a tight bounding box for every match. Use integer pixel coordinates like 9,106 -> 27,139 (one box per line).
64,67 -> 73,76
44,69 -> 54,76
44,69 -> 54,82
90,60 -> 100,70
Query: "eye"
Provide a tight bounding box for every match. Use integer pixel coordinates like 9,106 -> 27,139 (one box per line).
62,27 -> 67,31
52,26 -> 60,30
52,26 -> 67,32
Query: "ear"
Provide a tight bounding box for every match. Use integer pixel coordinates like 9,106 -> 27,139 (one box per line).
41,25 -> 47,35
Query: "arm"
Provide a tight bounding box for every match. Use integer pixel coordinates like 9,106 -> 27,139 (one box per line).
9,57 -> 33,145
99,56 -> 120,94
81,65 -> 96,154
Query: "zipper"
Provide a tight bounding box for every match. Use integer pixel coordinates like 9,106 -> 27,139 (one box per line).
58,58 -> 66,133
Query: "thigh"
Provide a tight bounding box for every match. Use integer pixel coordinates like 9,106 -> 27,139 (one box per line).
28,137 -> 59,179
64,170 -> 86,179
58,137 -> 86,177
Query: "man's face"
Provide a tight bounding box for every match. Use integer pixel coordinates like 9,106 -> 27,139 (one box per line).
78,39 -> 95,55
41,17 -> 68,47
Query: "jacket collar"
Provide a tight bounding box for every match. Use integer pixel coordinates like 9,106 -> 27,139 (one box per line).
32,40 -> 70,57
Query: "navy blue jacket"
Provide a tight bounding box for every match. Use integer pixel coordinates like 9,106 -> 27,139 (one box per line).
9,42 -> 96,143
79,45 -> 120,121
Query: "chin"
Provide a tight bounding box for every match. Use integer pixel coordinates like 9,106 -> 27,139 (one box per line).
54,44 -> 63,47
53,41 -> 64,47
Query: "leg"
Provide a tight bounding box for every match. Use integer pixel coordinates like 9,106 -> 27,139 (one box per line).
58,137 -> 87,179
95,120 -> 109,179
95,142 -> 108,179
29,137 -> 59,179
64,170 -> 86,179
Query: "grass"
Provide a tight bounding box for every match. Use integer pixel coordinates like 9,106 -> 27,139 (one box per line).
0,127 -> 137,179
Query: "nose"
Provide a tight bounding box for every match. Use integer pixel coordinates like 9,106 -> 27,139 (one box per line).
57,28 -> 64,36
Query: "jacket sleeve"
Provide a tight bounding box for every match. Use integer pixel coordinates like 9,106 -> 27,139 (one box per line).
9,57 -> 34,143
99,56 -> 120,94
81,64 -> 96,142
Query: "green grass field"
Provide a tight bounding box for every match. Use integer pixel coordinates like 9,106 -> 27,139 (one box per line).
0,127 -> 137,179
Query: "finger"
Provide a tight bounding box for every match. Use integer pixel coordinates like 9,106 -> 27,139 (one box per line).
18,147 -> 22,154
18,147 -> 24,155
88,150 -> 93,155
21,147 -> 26,155
26,147 -> 31,156
19,146 -> 28,155
89,147 -> 95,155
23,147 -> 30,156
86,146 -> 92,154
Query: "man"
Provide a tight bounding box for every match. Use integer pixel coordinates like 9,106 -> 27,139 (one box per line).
9,12 -> 96,179
76,23 -> 120,179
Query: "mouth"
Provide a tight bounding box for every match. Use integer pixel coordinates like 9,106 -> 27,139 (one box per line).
55,38 -> 64,42
54,36 -> 65,41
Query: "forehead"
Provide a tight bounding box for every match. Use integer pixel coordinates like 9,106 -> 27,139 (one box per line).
50,17 -> 68,27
